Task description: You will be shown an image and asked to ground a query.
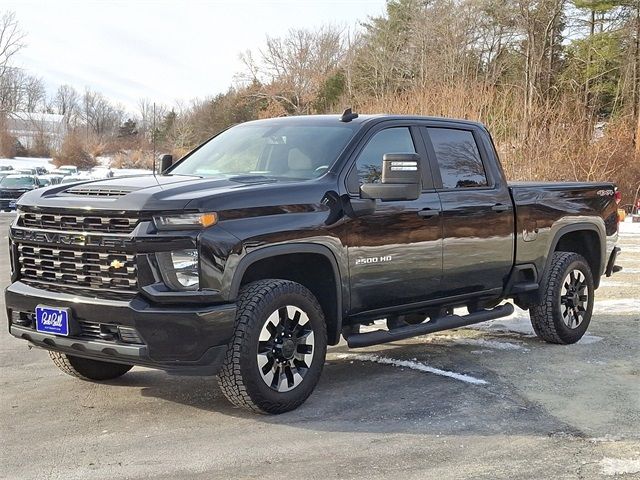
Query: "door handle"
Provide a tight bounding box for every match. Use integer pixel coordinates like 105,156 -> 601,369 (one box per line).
491,203 -> 510,212
418,209 -> 440,218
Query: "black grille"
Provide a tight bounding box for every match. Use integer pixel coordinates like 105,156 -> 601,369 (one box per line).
66,186 -> 134,197
0,190 -> 26,199
18,211 -> 138,234
77,320 -> 102,339
18,244 -> 137,291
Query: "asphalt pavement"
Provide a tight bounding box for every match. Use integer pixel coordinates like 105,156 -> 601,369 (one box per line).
1,213 -> 638,479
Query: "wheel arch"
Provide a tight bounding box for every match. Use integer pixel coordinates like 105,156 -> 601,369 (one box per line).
229,244 -> 344,345
545,223 -> 605,288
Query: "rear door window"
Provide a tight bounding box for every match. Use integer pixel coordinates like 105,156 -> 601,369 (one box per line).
426,128 -> 488,189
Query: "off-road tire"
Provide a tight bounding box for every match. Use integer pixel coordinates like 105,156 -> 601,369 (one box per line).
49,351 -> 133,380
218,279 -> 327,414
530,252 -> 594,344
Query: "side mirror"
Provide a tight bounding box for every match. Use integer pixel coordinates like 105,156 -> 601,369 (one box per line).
160,154 -> 173,173
360,153 -> 422,202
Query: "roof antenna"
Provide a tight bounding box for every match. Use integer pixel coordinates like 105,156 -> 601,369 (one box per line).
340,107 -> 358,122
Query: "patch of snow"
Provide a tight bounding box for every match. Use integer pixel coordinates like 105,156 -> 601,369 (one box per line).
594,299 -> 640,314
617,246 -> 640,254
619,219 -> 640,235
589,434 -> 623,443
334,353 -> 488,385
577,335 -> 603,345
425,336 -> 528,351
0,156 -> 54,169
600,458 -> 640,476
599,280 -> 634,288
472,307 -> 536,336
617,268 -> 640,274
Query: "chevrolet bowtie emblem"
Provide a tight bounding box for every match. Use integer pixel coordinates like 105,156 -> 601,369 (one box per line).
110,259 -> 125,269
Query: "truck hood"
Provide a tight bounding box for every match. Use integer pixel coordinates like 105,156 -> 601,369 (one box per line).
16,174 -> 288,213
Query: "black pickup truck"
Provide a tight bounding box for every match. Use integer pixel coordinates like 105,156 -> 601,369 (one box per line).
5,112 -> 621,413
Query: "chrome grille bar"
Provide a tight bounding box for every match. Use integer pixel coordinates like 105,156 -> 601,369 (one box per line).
18,212 -> 138,234
17,244 -> 137,291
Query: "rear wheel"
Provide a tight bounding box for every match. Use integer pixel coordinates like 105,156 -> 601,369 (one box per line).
530,252 -> 594,344
49,352 -> 132,380
218,279 -> 327,414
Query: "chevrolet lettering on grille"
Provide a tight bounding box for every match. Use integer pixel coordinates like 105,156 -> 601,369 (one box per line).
12,229 -> 128,249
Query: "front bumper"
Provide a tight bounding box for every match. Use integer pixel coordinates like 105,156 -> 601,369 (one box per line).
0,198 -> 18,211
6,281 -> 237,375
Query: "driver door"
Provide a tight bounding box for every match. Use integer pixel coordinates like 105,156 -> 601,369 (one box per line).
346,124 -> 443,314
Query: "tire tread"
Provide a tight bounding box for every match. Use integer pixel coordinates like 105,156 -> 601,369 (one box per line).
530,252 -> 592,344
48,351 -> 132,380
218,279 -> 326,414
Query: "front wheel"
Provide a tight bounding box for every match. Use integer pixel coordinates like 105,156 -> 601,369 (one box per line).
218,279 -> 327,414
530,252 -> 594,344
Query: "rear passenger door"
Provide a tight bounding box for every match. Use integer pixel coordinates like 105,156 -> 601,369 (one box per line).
421,125 -> 514,296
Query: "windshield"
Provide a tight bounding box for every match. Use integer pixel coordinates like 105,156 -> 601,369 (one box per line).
171,122 -> 356,180
0,176 -> 35,188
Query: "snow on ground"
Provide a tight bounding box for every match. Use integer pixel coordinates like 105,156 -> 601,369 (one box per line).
333,353 -> 489,385
599,280 -> 632,287
593,298 -> 640,313
0,157 -> 152,178
599,458 -> 640,476
0,157 -> 54,169
422,336 -> 528,351
619,217 -> 640,235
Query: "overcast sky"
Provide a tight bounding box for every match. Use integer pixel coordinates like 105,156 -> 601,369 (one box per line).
4,0 -> 386,113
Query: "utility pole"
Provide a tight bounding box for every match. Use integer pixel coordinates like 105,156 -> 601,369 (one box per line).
152,102 -> 157,174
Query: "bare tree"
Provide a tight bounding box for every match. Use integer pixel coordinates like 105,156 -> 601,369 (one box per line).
53,84 -> 79,125
81,88 -> 124,137
240,25 -> 347,113
24,75 -> 45,112
137,97 -> 167,137
0,11 -> 26,81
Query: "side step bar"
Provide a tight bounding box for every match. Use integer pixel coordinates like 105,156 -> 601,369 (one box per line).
346,303 -> 515,348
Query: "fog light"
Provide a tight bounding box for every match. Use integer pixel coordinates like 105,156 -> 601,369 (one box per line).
156,249 -> 199,290
11,310 -> 32,327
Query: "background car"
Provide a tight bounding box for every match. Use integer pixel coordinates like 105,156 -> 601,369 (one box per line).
14,168 -> 38,175
59,174 -> 93,184
49,168 -> 72,177
57,165 -> 79,175
37,174 -> 65,185
0,174 -> 42,211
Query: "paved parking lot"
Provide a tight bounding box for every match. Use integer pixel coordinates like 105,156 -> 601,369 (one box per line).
1,214 -> 638,479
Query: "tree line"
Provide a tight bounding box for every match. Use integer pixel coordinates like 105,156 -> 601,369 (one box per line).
0,2 -> 639,201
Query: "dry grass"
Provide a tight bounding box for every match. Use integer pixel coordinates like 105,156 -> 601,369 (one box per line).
355,83 -> 639,199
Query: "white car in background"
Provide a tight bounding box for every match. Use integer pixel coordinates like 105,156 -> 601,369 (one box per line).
37,174 -> 65,186
57,165 -> 79,175
59,174 -> 93,185
89,166 -> 114,179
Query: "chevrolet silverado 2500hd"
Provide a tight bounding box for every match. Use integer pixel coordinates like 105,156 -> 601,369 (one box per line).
6,112 -> 621,413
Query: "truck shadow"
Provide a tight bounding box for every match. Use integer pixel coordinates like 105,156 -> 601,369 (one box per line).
109,340 -> 586,439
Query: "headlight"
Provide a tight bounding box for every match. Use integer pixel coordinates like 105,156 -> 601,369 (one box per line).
156,249 -> 199,290
154,212 -> 217,230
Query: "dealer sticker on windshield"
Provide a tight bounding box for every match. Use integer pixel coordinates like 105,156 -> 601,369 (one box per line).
35,306 -> 70,336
